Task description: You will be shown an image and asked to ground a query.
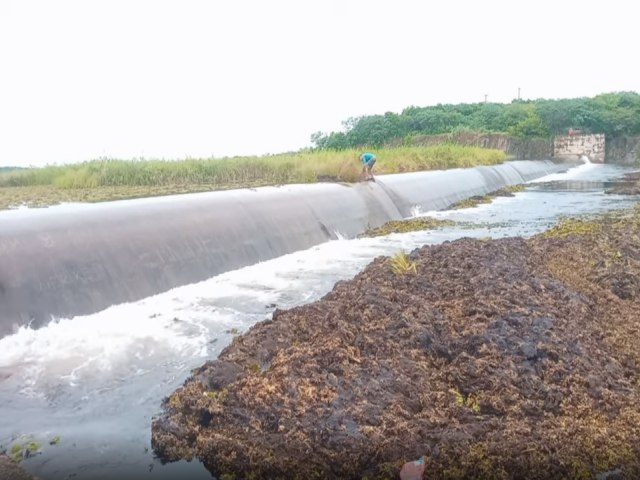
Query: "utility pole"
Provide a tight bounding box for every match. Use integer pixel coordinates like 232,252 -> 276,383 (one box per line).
484,94 -> 488,104
518,87 -> 521,100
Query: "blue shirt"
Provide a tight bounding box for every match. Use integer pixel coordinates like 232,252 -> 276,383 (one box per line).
361,152 -> 376,164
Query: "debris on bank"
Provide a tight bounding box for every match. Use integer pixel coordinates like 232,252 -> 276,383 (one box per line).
360,217 -> 455,237
152,204 -> 640,479
0,454 -> 38,480
448,184 -> 525,210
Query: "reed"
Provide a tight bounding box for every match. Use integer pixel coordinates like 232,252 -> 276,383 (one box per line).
0,146 -> 506,189
0,145 -> 506,208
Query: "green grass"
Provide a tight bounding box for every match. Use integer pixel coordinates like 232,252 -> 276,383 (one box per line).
0,145 -> 506,209
388,251 -> 417,275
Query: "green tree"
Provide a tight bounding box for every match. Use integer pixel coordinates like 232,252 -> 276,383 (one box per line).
312,91 -> 640,149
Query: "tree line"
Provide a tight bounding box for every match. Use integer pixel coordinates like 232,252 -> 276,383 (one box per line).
311,92 -> 640,149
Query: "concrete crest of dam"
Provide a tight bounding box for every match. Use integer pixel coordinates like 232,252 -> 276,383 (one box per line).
0,160 -> 573,336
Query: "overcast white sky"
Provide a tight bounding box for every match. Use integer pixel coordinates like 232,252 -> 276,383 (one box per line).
0,0 -> 637,166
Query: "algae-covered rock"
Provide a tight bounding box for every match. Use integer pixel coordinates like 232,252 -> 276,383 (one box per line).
448,184 -> 526,210
606,171 -> 640,195
360,217 -> 455,237
152,206 -> 640,479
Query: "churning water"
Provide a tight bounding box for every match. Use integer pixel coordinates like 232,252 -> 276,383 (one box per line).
0,161 -> 638,480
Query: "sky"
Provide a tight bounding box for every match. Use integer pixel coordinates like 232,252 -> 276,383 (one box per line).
0,0 -> 637,166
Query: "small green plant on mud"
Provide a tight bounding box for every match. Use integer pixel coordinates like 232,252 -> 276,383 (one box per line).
49,435 -> 61,445
450,387 -> 480,413
205,388 -> 228,402
389,252 -> 417,275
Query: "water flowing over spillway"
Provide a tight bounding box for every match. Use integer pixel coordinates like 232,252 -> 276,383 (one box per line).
0,160 -> 568,336
0,162 -> 638,480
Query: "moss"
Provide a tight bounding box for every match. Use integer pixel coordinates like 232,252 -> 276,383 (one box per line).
247,362 -> 262,374
450,194 -> 493,209
10,443 -> 22,462
361,217 -> 455,238
449,183 -> 525,210
541,217 -> 602,238
449,387 -> 480,413
168,392 -> 183,409
9,439 -> 41,463
205,388 -> 228,402
25,442 -> 40,454
501,183 -> 526,193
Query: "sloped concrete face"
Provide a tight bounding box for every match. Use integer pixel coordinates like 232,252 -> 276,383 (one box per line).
0,160 -> 569,337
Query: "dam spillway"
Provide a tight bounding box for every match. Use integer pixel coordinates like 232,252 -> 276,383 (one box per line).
0,160 -> 571,336
0,161 -> 637,480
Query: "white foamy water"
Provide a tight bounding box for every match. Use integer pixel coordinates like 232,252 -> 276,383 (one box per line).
0,162 -> 637,480
529,156 -> 595,183
0,234 -> 417,397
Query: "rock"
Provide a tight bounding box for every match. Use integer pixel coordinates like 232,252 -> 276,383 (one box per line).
520,342 -> 538,360
193,360 -> 243,391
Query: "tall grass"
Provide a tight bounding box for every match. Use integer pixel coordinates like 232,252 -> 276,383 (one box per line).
0,145 -> 506,190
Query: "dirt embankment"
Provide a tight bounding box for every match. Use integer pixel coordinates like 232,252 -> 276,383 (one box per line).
152,205 -> 640,479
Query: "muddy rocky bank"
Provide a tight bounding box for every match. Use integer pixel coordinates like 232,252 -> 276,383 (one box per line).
0,455 -> 38,480
152,205 -> 640,479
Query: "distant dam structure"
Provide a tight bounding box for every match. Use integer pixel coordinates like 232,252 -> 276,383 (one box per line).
554,132 -> 605,163
0,160 -> 572,337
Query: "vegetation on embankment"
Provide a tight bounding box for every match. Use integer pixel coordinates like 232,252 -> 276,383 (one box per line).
311,91 -> 640,149
0,145 -> 505,209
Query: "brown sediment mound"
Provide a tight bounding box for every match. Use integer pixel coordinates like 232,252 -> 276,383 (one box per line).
152,206 -> 640,479
0,455 -> 38,480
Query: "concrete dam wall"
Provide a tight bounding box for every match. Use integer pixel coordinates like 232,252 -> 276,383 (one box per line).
0,160 -> 571,337
554,134 -> 606,163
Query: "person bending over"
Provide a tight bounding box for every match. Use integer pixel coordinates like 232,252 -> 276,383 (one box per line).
360,152 -> 377,180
